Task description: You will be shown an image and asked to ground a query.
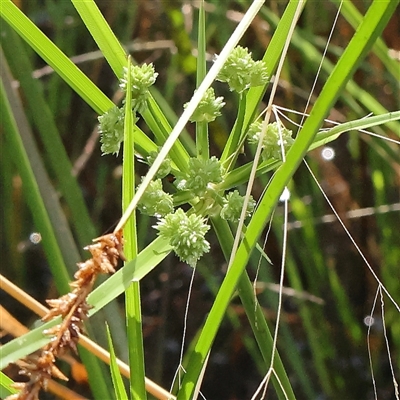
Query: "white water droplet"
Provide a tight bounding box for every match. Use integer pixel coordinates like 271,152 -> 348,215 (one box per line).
363,315 -> 375,327
29,232 -> 42,244
321,147 -> 335,161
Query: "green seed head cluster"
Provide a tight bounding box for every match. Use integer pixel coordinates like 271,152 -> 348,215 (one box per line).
248,121 -> 294,160
146,149 -> 171,179
99,63 -> 157,156
139,151 -> 258,265
120,63 -> 158,113
186,88 -> 225,123
217,46 -> 269,93
221,190 -> 256,221
98,106 -> 125,155
175,156 -> 224,196
137,179 -> 174,217
100,49 -> 269,266
154,209 -> 210,267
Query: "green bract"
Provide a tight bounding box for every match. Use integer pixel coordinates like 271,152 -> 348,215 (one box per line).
216,46 -> 268,93
120,63 -> 158,113
137,179 -> 173,217
248,121 -> 294,160
154,209 -> 210,267
98,106 -> 125,156
220,190 -> 256,221
185,88 -> 225,123
175,156 -> 224,196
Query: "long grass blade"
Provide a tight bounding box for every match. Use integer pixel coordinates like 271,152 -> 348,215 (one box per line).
0,0 -> 111,113
106,324 -> 129,400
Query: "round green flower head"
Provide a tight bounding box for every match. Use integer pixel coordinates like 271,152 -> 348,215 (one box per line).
120,63 -> 158,113
154,209 -> 210,267
216,46 -> 269,93
175,156 -> 224,197
146,148 -> 171,179
98,106 -> 125,156
248,121 -> 294,160
185,88 -> 225,123
220,190 -> 256,221
137,179 -> 173,217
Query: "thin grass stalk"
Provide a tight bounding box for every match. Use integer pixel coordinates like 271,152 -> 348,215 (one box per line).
212,217 -> 296,399
196,262 -> 266,375
273,225 -> 334,395
78,346 -> 115,400
248,170 -> 315,398
370,151 -> 400,377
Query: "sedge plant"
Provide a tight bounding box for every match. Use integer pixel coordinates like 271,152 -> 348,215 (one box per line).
1,0 -> 399,399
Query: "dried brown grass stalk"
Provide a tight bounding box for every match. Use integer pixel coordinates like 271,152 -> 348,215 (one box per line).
6,231 -> 124,400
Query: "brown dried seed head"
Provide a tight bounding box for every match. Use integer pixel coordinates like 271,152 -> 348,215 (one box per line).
49,364 -> 68,381
8,231 -> 125,400
43,324 -> 61,336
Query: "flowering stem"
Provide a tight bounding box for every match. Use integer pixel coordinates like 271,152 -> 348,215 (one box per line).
196,120 -> 209,160
122,57 -> 147,399
221,92 -> 246,168
122,57 -> 137,260
196,1 -> 209,160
